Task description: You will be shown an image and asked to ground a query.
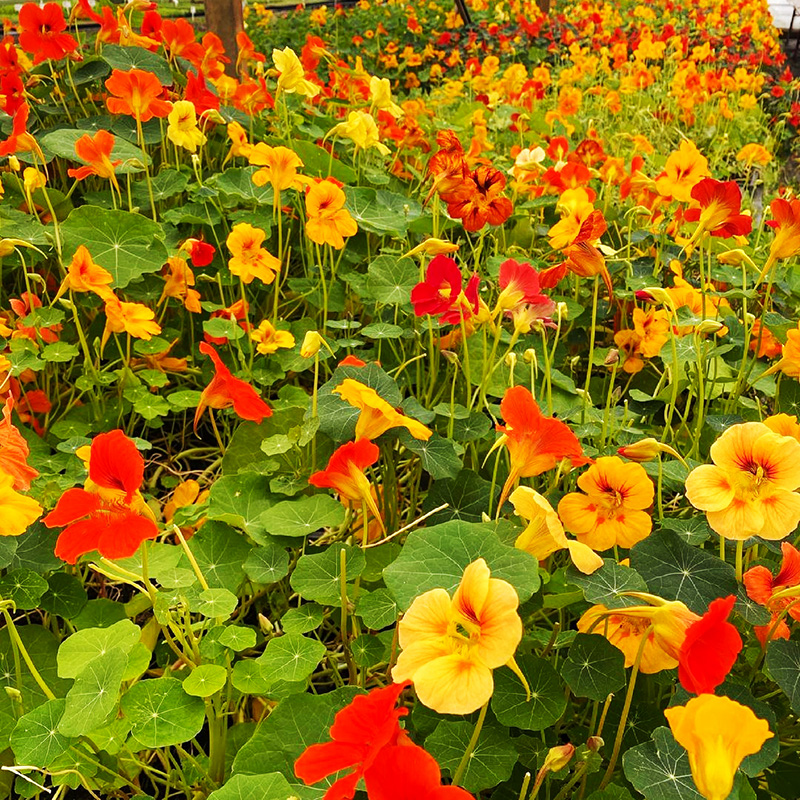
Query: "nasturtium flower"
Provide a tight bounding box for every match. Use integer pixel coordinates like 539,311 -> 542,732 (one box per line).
159,256 -> 201,313
272,46 -> 320,97
304,179 -> 358,249
665,695 -> 772,800
333,379 -> 431,441
56,245 -> 114,300
67,130 -> 121,190
0,105 -> 43,160
0,397 -> 38,491
167,100 -> 206,152
249,144 -> 307,193
558,456 -> 654,550
0,470 -> 42,536
226,223 -> 281,285
446,166 -> 513,232
105,68 -> 172,122
758,197 -> 800,283
684,178 -> 752,240
511,486 -> 602,574
102,296 -> 161,350
180,237 -> 216,268
392,558 -> 523,715
736,143 -> 772,166
194,342 -> 272,431
249,320 -> 295,355
678,595 -> 741,695
43,430 -> 158,562
614,307 -> 671,374
685,421 -> 800,541
309,439 -> 385,535
225,121 -> 253,161
330,110 -> 390,155
18,2 -> 78,63
494,258 -> 554,315
655,140 -> 709,202
744,541 -> 800,643
410,255 -> 479,324
369,75 -> 403,117
403,239 -> 460,259
496,385 -> 585,509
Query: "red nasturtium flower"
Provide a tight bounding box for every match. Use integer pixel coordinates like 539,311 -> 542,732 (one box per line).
744,542 -> 800,643
180,237 -> 216,267
0,104 -> 44,159
410,255 -> 479,324
678,595 -> 742,695
43,430 -> 158,563
684,178 -> 752,240
496,385 -> 585,508
105,68 -> 172,122
194,342 -> 272,431
18,2 -> 78,64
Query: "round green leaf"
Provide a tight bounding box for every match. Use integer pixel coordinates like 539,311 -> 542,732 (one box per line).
356,589 -> 398,630
40,573 -> 88,619
0,569 -> 48,610
491,655 -> 566,731
766,639 -> 800,714
257,634 -> 326,684
207,773 -> 296,800
244,541 -> 290,584
290,544 -> 366,606
57,619 -> 141,679
122,677 -> 205,748
11,699 -> 72,767
567,559 -> 648,609
183,665 -> 228,698
260,495 -> 346,538
281,604 -> 325,635
102,44 -> 173,84
218,626 -> 257,652
562,633 -> 626,701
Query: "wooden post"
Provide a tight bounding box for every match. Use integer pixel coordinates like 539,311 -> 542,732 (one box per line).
204,0 -> 244,77
453,0 -> 472,26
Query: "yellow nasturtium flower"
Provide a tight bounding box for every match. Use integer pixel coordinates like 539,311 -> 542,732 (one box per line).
0,471 -> 42,536
369,75 -> 402,117
167,100 -> 206,153
329,110 -> 389,155
250,320 -> 295,355
272,47 -> 320,97
665,695 -> 772,800
392,558 -> 523,715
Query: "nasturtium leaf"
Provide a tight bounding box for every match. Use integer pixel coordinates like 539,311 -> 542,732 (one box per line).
207,772 -> 297,800
257,634 -> 326,684
71,59 -> 110,84
585,788 -> 636,800
218,626 -> 257,652
622,727 -> 703,800
659,518 -> 711,546
102,44 -> 173,84
40,342 -> 80,363
12,524 -> 61,575
365,255 -> 418,305
167,389 -> 204,409
122,677 -> 206,748
123,643 -> 151,682
230,661 -> 272,695
291,139 -> 357,183
735,584 -> 770,626
244,541 -> 290,584
290,544 -> 366,606
61,206 -> 168,289
260,494 -> 346,538
766,639 -> 800,714
40,573 -> 88,619
452,411 -> 492,442
193,588 -> 238,619
0,569 -> 48,610
562,634 -> 626,701
207,474 -> 277,537
130,168 -> 188,203
183,665 -> 228,698
629,530 -> 737,613
351,634 -> 387,668
58,648 -> 128,737
398,431 -> 462,479
383,521 -> 539,610
356,589 -> 399,630
57,619 -> 141,679
232,687 -> 362,779
207,167 -> 274,205
491,656 -> 566,731
188,522 -> 252,592
281,605 -> 325,635
345,187 -> 423,237
360,322 -> 406,339
422,469 -> 495,524
566,559 -> 648,609
426,721 -> 517,792
11,699 -> 72,767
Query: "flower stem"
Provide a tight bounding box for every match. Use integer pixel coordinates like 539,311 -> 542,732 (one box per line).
453,700 -> 489,787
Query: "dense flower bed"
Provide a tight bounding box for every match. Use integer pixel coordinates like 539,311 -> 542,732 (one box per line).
1,0 -> 800,798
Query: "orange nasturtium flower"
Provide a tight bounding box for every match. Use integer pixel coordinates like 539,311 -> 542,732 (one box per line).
67,130 -> 121,191
167,100 -> 206,153
736,143 -> 772,167
102,295 -> 161,351
665,695 -> 772,800
685,421 -> 800,541
309,439 -> 385,535
392,558 -> 523,714
105,68 -> 172,122
0,397 -> 39,491
743,541 -> 800,643
654,139 -> 710,203
614,307 -> 671,374
683,178 -> 752,242
333,379 -> 432,441
577,594 -> 700,673
250,320 -> 295,355
159,256 -> 201,313
249,144 -> 308,195
55,245 -> 114,300
510,486 -> 602,574
305,179 -> 358,249
195,342 -> 272,431
226,223 -> 281,285
558,456 -> 654,551
495,385 -> 585,509
757,197 -> 800,283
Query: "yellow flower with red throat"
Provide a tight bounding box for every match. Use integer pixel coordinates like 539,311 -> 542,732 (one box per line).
558,456 -> 654,551
167,100 -> 206,153
329,110 -> 390,156
510,486 -> 602,575
577,593 -> 700,673
665,695 -> 772,800
685,421 -> 800,541
305,179 -> 358,250
655,139 -> 709,202
392,558 -> 523,714
272,46 -> 320,97
250,320 -> 295,355
226,223 -> 281,285
333,379 -> 431,441
249,144 -> 309,195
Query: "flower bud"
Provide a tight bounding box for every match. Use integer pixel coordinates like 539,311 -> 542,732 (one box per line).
717,248 -> 755,267
636,287 -> 674,308
258,613 -> 274,635
403,238 -> 460,258
617,438 -> 662,462
8,156 -> 20,172
586,736 -> 604,752
300,330 -> 324,358
541,743 -> 575,773
504,352 -> 517,369
523,348 -> 537,364
604,348 -> 620,366
695,319 -> 724,335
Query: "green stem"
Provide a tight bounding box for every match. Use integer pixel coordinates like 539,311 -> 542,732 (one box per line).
0,605 -> 56,701
452,701 -> 489,786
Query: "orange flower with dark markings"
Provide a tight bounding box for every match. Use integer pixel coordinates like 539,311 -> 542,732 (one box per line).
194,342 -> 272,431
446,166 -> 513,232
684,178 -> 752,241
105,69 -> 172,122
305,179 -> 358,249
18,2 -> 78,64
496,385 -> 585,508
67,130 -> 121,191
